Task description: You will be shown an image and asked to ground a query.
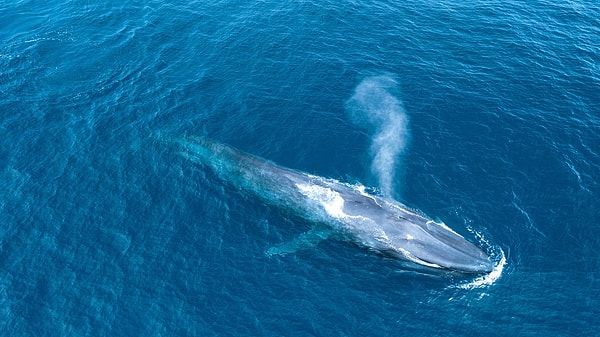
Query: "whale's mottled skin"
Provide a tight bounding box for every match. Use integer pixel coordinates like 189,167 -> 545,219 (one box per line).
176,137 -> 494,274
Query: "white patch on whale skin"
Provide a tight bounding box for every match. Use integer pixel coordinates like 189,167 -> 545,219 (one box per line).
295,181 -> 371,221
295,183 -> 347,219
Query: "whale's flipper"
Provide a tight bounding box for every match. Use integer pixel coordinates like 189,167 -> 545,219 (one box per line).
266,225 -> 334,256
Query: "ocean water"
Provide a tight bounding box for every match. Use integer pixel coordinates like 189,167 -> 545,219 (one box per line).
1,0 -> 599,335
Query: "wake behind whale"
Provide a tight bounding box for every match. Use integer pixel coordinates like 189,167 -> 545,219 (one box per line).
174,137 -> 494,275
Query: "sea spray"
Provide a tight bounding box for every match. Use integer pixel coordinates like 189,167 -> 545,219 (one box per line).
346,75 -> 410,198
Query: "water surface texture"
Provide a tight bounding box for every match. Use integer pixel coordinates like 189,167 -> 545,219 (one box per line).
1,1 -> 599,335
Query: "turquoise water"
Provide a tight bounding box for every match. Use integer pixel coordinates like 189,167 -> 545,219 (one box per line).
1,1 -> 599,335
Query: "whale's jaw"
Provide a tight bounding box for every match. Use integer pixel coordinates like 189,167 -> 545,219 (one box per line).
402,229 -> 494,274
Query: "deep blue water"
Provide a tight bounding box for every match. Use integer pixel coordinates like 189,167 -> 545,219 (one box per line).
1,0 -> 599,335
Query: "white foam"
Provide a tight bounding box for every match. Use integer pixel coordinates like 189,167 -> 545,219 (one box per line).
435,220 -> 464,238
395,247 -> 443,269
295,183 -> 347,219
354,183 -> 383,207
456,249 -> 506,289
454,229 -> 507,289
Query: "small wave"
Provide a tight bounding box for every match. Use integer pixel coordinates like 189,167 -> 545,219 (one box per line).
454,230 -> 506,289
457,251 -> 506,289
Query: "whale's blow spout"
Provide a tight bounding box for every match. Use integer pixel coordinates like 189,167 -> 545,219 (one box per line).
346,75 -> 409,198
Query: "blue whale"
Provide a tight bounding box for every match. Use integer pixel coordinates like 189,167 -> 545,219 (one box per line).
176,137 -> 494,274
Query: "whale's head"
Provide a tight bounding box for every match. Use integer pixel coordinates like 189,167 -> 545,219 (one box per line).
333,187 -> 495,274
382,214 -> 494,274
